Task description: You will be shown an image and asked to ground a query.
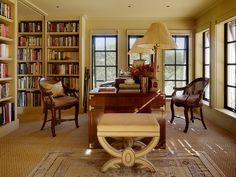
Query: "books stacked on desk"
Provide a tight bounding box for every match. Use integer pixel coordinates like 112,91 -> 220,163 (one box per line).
118,83 -> 141,93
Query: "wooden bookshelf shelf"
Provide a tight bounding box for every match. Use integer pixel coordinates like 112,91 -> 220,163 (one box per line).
47,46 -> 78,49
47,32 -> 79,35
0,36 -> 13,42
0,57 -> 12,61
47,74 -> 79,77
17,60 -> 43,63
0,96 -> 12,102
18,32 -> 43,36
18,46 -> 42,49
47,60 -> 78,63
0,15 -> 13,23
0,77 -> 13,81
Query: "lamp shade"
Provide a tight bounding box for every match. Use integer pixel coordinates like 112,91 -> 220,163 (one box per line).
128,38 -> 154,54
138,22 -> 176,49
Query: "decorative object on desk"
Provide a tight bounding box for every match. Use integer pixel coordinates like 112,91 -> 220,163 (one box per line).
141,76 -> 149,93
124,78 -> 135,84
150,78 -> 159,92
137,22 -> 176,79
128,64 -> 154,78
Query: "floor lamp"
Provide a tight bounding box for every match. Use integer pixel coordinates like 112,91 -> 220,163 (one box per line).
137,23 -> 176,79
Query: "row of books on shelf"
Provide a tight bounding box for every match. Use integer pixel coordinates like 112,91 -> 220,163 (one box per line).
18,63 -> 42,75
0,2 -> 11,19
17,76 -> 40,89
0,102 -> 14,126
118,83 -> 141,93
63,77 -> 80,90
17,48 -> 42,61
47,22 -> 79,33
47,36 -> 78,47
0,82 -> 9,99
0,23 -> 10,38
18,36 -> 42,47
0,63 -> 8,78
47,63 -> 79,75
0,43 -> 9,58
47,50 -> 78,60
17,91 -> 41,107
18,22 -> 42,33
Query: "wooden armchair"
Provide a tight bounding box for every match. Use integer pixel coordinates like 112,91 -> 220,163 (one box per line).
39,77 -> 79,137
170,77 -> 209,133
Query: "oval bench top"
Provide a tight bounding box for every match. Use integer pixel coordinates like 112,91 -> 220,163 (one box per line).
97,113 -> 160,137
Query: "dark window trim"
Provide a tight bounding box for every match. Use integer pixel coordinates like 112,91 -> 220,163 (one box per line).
92,35 -> 118,88
224,20 -> 236,112
164,35 -> 189,97
203,30 -> 210,101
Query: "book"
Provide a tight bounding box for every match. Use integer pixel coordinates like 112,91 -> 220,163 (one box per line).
118,89 -> 141,93
119,83 -> 140,89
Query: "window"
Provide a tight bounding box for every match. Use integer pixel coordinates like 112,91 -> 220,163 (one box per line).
203,30 -> 210,101
225,19 -> 236,112
128,35 -> 153,66
92,35 -> 118,88
164,35 -> 189,97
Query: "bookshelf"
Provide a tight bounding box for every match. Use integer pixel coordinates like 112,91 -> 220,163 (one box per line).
45,17 -> 86,113
0,0 -> 18,138
17,19 -> 43,107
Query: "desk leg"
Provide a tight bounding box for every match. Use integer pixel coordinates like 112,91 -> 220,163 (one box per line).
98,136 -> 159,172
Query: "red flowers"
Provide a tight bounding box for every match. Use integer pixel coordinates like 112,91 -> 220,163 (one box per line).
128,64 -> 154,77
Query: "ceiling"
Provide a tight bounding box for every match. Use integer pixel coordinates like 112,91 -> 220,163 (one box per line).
18,0 -> 222,19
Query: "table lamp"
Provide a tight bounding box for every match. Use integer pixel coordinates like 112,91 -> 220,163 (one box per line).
137,22 -> 176,78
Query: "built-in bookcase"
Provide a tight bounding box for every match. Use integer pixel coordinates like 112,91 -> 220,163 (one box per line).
0,0 -> 18,138
45,18 -> 80,90
17,19 -> 44,107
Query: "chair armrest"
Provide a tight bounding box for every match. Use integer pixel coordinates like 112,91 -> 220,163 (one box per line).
173,86 -> 187,91
63,85 -> 79,98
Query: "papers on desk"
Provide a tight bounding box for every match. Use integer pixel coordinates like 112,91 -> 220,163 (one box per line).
98,87 -> 117,93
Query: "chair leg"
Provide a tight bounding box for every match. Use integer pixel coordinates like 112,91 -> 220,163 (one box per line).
41,109 -> 48,130
75,104 -> 79,128
200,106 -> 207,129
184,107 -> 189,133
190,108 -> 194,123
51,109 -> 56,137
170,100 -> 175,123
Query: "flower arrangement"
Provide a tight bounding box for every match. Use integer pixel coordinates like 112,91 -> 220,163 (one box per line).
128,64 -> 154,77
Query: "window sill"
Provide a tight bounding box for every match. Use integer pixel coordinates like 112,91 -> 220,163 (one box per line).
215,108 -> 236,119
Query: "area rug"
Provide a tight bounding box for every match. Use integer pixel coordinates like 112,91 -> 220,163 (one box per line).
28,149 -> 225,177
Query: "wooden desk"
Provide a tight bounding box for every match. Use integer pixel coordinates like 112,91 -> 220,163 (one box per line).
88,88 -> 166,149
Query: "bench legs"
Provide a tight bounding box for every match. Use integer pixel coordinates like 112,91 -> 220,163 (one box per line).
98,136 -> 159,172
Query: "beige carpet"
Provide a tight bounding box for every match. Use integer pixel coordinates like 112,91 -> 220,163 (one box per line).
28,149 -> 225,177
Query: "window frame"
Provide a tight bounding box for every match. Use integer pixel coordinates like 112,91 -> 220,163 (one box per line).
203,30 -> 210,101
224,20 -> 236,112
92,35 -> 118,88
164,35 -> 189,97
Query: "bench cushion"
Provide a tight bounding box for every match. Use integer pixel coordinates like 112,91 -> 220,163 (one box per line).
97,113 -> 160,137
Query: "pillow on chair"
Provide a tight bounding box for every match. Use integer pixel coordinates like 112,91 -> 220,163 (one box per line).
42,81 -> 66,97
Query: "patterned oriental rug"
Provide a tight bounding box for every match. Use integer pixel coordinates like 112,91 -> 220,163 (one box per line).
28,149 -> 225,177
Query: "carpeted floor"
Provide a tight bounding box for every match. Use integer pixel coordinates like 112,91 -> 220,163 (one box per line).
0,110 -> 236,177
28,150 -> 225,177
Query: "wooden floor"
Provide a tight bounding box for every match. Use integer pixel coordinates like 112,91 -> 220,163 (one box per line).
0,110 -> 235,177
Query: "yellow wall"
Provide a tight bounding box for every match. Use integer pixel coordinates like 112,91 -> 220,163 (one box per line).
196,0 -> 236,136
85,18 -> 195,91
